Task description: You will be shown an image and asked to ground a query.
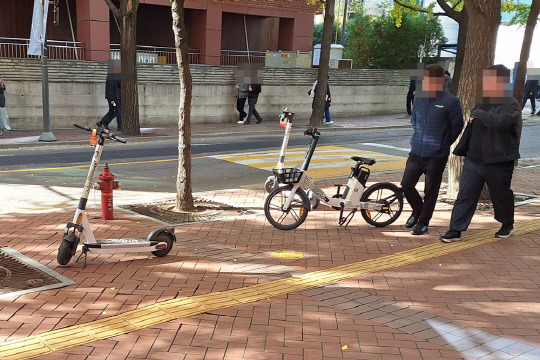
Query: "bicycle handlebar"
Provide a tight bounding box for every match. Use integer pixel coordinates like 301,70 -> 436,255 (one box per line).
304,127 -> 320,139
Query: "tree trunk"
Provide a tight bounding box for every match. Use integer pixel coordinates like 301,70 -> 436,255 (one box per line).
513,0 -> 540,106
450,7 -> 467,95
119,0 -> 141,135
171,0 -> 195,212
310,0 -> 335,127
446,0 -> 500,199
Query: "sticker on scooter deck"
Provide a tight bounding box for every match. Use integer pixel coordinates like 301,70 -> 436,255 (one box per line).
211,145 -> 406,179
0,247 -> 75,298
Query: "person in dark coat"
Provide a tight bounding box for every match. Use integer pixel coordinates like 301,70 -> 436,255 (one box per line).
99,73 -> 122,131
522,78 -> 539,114
401,64 -> 464,236
244,84 -> 262,125
440,64 -> 522,242
406,78 -> 416,116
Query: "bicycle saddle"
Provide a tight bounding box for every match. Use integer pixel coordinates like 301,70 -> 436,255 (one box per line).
351,156 -> 376,165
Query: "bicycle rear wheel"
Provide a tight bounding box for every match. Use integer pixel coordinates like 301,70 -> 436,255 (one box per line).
264,185 -> 310,230
360,182 -> 403,227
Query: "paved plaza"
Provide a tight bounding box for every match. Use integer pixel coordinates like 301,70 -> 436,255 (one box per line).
0,114 -> 539,360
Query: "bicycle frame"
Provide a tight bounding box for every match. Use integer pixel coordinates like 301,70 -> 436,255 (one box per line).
280,128 -> 385,212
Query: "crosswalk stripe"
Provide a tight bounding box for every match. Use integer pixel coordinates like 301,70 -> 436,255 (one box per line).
209,145 -> 407,179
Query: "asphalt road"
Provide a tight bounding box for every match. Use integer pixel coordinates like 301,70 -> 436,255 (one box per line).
1,122 -> 539,195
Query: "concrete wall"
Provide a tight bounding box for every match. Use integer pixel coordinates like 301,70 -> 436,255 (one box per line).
0,59 -> 409,129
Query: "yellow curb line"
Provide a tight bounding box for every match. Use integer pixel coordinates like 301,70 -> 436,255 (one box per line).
1,219 -> 540,360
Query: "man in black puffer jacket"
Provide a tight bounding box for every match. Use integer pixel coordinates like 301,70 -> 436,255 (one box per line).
401,64 -> 464,235
440,64 -> 522,243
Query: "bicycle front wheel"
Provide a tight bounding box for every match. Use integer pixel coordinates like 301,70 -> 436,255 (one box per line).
360,182 -> 403,227
264,185 -> 310,230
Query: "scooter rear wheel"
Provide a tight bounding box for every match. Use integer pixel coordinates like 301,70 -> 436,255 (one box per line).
151,232 -> 174,257
57,234 -> 79,265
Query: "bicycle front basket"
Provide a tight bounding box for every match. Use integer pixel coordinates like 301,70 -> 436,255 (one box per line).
273,168 -> 303,184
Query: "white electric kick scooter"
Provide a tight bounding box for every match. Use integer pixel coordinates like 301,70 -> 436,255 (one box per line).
57,123 -> 176,267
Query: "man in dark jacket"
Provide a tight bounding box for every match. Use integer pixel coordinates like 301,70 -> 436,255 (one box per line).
99,72 -> 122,131
522,77 -> 539,114
441,65 -> 522,242
401,64 -> 464,235
244,84 -> 262,125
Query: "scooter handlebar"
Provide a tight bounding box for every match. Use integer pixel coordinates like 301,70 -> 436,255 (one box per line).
73,123 -> 92,131
110,134 -> 127,143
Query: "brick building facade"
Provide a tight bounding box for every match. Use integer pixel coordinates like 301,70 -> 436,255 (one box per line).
0,0 -> 320,65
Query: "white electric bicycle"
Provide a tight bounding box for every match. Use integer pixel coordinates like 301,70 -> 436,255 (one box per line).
57,123 -> 176,267
264,126 -> 404,230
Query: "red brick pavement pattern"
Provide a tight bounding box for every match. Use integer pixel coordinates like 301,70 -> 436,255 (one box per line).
42,293 -> 467,360
1,167 -> 539,359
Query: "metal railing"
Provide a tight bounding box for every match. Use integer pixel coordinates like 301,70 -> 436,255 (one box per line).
220,50 -> 266,66
0,37 -> 85,60
110,44 -> 201,65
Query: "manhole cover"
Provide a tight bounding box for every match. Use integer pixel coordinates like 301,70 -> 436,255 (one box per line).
0,247 -> 75,298
121,197 -> 259,225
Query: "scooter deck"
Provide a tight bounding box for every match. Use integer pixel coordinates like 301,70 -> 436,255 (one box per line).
90,238 -> 150,245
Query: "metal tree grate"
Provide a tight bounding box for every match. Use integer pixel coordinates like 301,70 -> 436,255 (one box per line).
0,247 -> 75,298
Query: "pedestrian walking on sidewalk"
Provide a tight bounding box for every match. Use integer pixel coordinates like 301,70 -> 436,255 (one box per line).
309,78 -> 333,125
401,64 -> 464,236
440,65 -> 522,243
0,76 -> 13,133
244,84 -> 263,125
443,71 -> 453,93
99,73 -> 122,131
235,83 -> 249,124
522,77 -> 538,115
406,77 -> 416,116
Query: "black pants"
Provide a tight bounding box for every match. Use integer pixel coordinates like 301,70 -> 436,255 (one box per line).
100,99 -> 122,129
522,92 -> 536,112
245,96 -> 261,123
236,97 -> 247,121
401,155 -> 448,225
406,91 -> 415,115
450,159 -> 514,232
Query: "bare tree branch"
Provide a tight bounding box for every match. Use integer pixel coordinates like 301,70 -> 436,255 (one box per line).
436,0 -> 462,22
394,0 -> 429,13
104,0 -> 121,18
394,0 -> 451,17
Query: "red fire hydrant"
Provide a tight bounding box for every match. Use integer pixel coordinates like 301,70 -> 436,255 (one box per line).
94,164 -> 120,220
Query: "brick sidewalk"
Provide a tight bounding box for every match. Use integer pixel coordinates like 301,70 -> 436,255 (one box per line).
0,165 -> 539,359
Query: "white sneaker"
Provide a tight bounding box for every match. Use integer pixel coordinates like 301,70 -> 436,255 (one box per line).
325,121 -> 334,125
237,120 -> 244,124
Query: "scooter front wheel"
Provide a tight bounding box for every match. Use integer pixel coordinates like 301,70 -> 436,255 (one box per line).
360,182 -> 403,227
151,232 -> 175,257
57,234 -> 80,265
264,185 -> 310,230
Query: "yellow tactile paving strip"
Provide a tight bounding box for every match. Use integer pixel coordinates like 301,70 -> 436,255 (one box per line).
2,219 -> 540,360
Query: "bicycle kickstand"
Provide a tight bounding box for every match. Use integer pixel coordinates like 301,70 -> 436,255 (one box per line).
338,209 -> 357,229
